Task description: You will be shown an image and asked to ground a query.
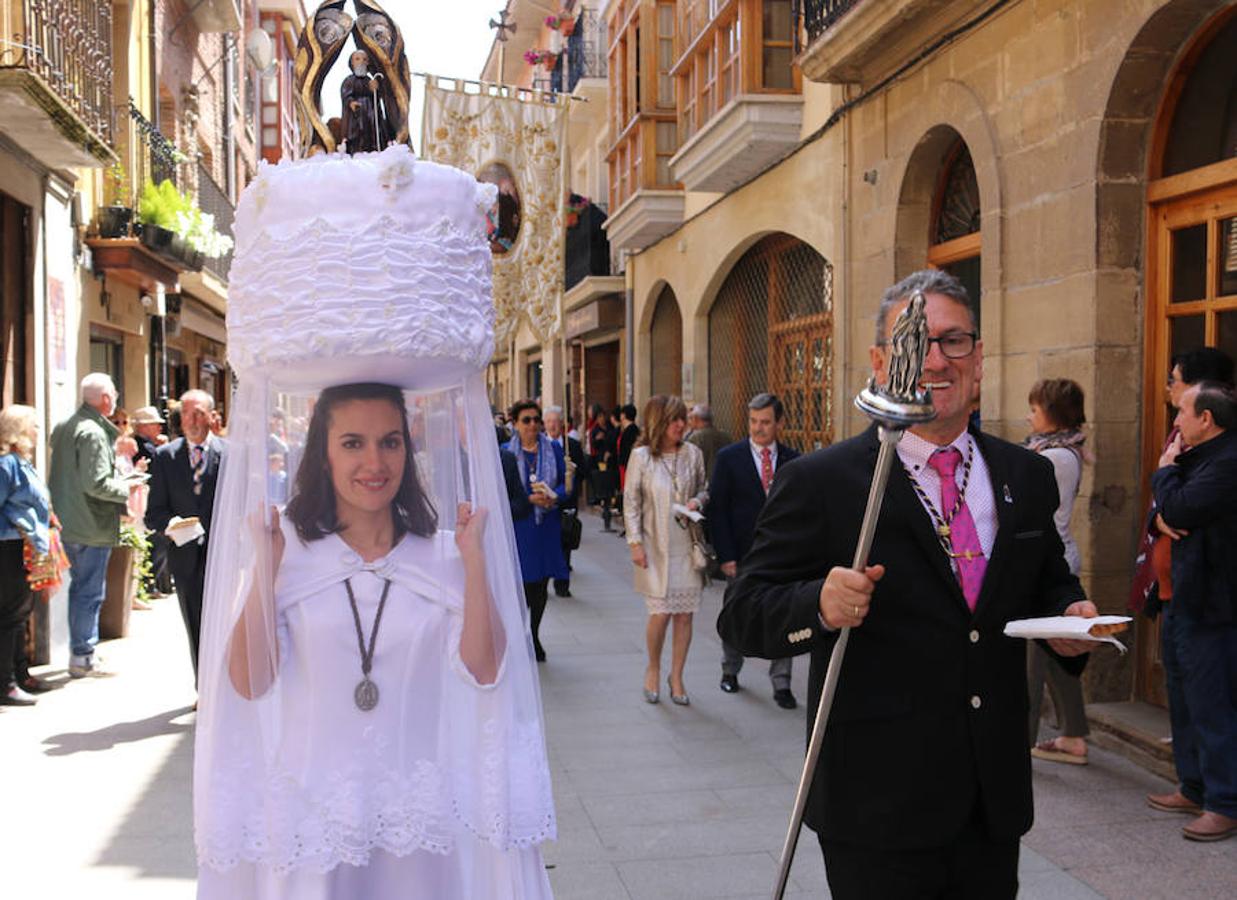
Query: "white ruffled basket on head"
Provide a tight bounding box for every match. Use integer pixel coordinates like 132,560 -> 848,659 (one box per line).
227,144 -> 498,388
195,144 -> 555,898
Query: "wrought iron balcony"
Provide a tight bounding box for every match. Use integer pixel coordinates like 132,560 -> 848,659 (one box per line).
195,162 -> 235,284
0,0 -> 115,167
565,7 -> 606,95
803,0 -> 861,44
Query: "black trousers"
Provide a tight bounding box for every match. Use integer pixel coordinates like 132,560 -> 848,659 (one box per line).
817,810 -> 1019,900
524,579 -> 548,652
170,552 -> 206,681
0,539 -> 35,688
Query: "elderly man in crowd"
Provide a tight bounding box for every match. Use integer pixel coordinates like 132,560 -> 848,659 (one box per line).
1149,381 -> 1237,842
544,405 -> 587,597
146,390 -> 226,684
49,373 -> 133,678
686,403 -> 732,480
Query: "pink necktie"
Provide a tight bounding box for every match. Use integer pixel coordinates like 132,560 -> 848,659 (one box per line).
926,447 -> 986,611
190,444 -> 205,496
760,447 -> 773,494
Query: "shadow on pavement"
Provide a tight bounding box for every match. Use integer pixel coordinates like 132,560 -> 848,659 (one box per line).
42,706 -> 195,756
93,727 -> 197,880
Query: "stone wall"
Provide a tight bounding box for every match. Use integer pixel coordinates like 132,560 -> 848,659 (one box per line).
625,0 -> 1237,702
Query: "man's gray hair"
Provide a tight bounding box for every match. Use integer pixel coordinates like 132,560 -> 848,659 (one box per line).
80,372 -> 116,406
180,388 -> 216,411
544,405 -> 565,419
689,403 -> 713,423
875,269 -> 975,344
748,392 -> 784,420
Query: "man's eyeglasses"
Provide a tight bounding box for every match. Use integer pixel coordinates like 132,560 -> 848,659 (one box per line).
879,331 -> 977,359
519,416 -> 542,425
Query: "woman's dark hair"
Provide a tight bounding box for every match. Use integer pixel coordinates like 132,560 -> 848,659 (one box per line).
508,398 -> 541,424
1173,347 -> 1235,387
1027,378 -> 1086,431
285,382 -> 437,543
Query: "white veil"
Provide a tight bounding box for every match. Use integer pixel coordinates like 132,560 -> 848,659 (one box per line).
194,147 -> 555,889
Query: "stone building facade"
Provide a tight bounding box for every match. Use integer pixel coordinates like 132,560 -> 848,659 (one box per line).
606,0 -> 1237,707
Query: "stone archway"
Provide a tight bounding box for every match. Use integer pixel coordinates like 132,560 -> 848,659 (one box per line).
707,234 -> 834,449
648,284 -> 683,396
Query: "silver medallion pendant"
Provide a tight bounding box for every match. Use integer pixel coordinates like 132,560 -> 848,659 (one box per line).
354,677 -> 379,711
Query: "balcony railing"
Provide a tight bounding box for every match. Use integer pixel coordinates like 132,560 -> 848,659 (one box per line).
131,99 -> 179,188
196,161 -> 235,283
0,0 -> 114,146
803,0 -> 860,44
565,7 -> 606,94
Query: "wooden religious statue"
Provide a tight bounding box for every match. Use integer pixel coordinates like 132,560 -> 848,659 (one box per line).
293,0 -> 412,157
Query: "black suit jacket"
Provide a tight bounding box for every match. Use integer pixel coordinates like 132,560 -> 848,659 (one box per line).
708,440 -> 800,565
145,436 -> 225,583
717,425 -> 1085,850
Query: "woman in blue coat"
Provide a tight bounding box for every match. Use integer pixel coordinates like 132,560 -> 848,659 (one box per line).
0,404 -> 53,705
504,400 -> 567,661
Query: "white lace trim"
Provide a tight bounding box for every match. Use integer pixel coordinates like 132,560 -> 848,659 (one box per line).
197,719 -> 555,874
644,588 -> 702,615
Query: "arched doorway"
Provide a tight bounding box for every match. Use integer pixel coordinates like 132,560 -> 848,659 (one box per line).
1139,7 -> 1237,704
649,284 -> 683,396
707,234 -> 833,450
929,139 -> 981,318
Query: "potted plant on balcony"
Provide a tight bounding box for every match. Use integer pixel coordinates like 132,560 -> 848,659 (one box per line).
565,193 -> 589,228
524,48 -> 559,72
547,11 -> 575,36
97,161 -> 133,238
138,179 -> 188,255
176,206 -> 233,270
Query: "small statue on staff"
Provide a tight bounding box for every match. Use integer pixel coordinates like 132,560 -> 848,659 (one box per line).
340,50 -> 385,154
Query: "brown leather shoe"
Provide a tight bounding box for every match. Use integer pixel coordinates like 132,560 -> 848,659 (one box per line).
1147,791 -> 1202,814
1182,811 -> 1237,842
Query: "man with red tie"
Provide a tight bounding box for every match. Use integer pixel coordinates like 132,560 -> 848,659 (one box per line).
709,393 -> 799,708
146,390 -> 225,685
718,270 -> 1097,898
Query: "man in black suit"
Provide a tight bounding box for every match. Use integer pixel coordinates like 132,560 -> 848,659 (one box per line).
545,406 -> 587,596
718,270 -> 1097,898
146,389 -> 225,683
710,392 -> 800,708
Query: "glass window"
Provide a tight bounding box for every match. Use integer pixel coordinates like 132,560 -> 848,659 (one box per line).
1161,14 -> 1237,177
1219,216 -> 1237,297
1170,224 -> 1208,303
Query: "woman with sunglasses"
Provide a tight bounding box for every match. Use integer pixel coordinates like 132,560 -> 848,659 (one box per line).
504,399 -> 567,661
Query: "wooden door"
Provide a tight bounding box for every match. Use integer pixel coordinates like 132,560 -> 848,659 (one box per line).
1138,186 -> 1237,705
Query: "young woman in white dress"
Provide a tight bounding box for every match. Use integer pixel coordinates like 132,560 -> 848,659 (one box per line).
195,382 -> 555,899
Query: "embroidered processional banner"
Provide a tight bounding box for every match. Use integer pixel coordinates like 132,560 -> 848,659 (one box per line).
421,79 -> 567,346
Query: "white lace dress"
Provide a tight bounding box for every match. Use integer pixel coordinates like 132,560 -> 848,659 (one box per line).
196,526 -> 555,899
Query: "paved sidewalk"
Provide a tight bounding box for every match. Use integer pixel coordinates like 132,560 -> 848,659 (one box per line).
3,514 -> 1234,897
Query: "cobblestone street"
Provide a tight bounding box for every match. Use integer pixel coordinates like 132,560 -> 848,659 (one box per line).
3,510 -> 1234,898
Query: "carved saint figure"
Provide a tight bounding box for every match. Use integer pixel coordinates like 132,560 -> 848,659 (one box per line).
885,291 -> 929,401
341,50 -> 382,154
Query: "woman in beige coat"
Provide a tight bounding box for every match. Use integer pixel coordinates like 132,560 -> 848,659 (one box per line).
624,395 -> 708,706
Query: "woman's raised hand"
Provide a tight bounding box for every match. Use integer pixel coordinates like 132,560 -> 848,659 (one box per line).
248,505 -> 286,578
455,502 -> 488,559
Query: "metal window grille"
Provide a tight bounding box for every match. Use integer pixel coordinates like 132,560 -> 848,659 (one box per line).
196,161 -> 235,282
649,285 -> 683,396
709,234 -> 834,451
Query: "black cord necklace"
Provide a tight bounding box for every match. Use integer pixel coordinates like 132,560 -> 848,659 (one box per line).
344,577 -> 392,711
904,439 -> 982,561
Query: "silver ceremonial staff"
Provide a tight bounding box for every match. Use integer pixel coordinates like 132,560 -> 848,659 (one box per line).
771,291 -> 937,899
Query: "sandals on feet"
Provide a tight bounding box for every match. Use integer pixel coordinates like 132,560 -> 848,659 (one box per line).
1030,738 -> 1088,765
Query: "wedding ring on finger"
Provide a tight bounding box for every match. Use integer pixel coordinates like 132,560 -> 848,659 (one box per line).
852,604 -> 859,618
